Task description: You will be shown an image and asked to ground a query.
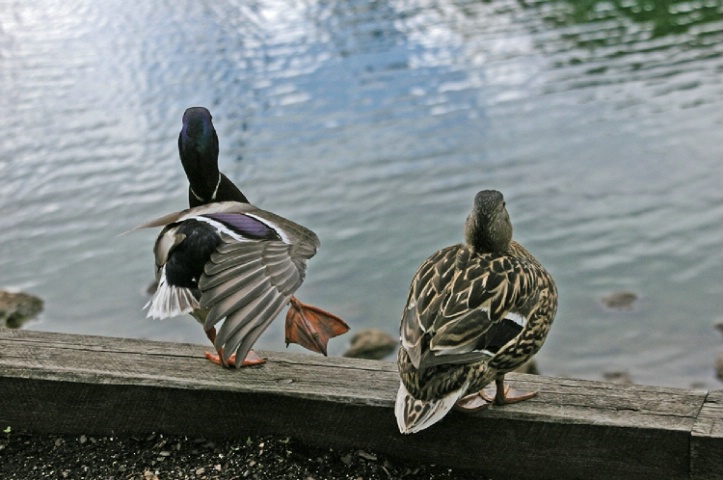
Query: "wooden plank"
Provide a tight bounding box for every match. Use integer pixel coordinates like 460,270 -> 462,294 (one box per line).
0,328 -> 711,480
691,390 -> 723,479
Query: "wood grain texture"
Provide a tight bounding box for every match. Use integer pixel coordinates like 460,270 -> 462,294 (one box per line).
691,390 -> 723,480
0,328 -> 718,480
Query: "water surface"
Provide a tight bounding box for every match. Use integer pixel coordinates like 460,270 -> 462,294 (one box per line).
1,0 -> 721,388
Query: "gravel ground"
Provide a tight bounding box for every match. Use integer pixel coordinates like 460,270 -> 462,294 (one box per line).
0,431 -> 483,480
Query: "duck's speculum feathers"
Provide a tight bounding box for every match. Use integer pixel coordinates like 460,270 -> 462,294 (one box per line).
285,297 -> 351,355
202,212 -> 281,240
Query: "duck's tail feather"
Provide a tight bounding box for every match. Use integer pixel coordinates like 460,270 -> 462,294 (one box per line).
394,381 -> 468,434
145,272 -> 199,319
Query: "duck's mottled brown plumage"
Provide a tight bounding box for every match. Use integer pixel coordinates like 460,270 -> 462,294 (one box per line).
396,190 -> 557,434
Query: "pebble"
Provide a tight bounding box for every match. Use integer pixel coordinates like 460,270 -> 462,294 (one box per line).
1,431 -> 479,480
603,371 -> 633,385
0,290 -> 44,329
600,291 -> 638,311
343,329 -> 397,360
357,450 -> 377,461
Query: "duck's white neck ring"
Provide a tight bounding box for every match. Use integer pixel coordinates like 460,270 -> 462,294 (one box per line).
190,174 -> 222,203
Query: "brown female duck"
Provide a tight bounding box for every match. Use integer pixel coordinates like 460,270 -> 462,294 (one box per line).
396,190 -> 557,433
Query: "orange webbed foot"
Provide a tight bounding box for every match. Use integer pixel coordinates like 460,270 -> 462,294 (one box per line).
492,385 -> 538,405
204,349 -> 266,368
487,375 -> 538,405
285,296 -> 350,355
454,377 -> 538,412
454,392 -> 492,412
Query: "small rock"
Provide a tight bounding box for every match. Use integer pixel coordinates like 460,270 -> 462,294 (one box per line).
0,290 -> 44,328
343,329 -> 396,360
79,434 -> 87,445
357,450 -> 377,461
715,321 -> 723,340
600,291 -> 638,311
195,467 -> 205,475
340,454 -> 352,466
603,371 -> 633,384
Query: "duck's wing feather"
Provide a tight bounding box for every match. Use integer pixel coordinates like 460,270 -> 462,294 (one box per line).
401,245 -> 542,371
136,201 -> 320,366
197,210 -> 318,367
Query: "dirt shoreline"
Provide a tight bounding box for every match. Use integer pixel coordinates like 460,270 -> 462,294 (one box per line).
0,431 -> 485,480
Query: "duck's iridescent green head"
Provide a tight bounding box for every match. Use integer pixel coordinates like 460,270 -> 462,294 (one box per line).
179,107 -> 220,200
464,190 -> 513,253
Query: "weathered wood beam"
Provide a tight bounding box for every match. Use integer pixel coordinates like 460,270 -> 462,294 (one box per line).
691,390 -> 723,480
0,328 -> 719,480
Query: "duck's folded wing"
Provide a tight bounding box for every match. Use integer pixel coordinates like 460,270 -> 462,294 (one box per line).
197,231 -> 307,366
403,250 -> 536,371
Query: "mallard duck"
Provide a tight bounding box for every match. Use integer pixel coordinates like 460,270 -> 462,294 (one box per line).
139,201 -> 349,367
395,190 -> 557,434
137,107 -> 349,367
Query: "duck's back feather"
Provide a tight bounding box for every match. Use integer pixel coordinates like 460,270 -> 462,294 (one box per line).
401,241 -> 554,375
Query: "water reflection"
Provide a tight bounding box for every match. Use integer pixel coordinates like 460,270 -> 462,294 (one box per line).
537,0 -> 722,38
0,0 -> 720,388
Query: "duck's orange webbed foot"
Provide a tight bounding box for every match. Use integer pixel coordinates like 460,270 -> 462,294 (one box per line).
455,376 -> 538,412
204,349 -> 266,368
285,296 -> 350,355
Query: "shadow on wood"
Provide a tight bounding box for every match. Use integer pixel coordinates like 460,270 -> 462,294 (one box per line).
0,328 -> 720,480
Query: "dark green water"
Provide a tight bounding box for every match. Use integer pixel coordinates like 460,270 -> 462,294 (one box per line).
1,0 -> 721,387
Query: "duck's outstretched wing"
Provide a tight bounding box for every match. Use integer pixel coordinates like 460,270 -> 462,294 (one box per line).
197,209 -> 319,367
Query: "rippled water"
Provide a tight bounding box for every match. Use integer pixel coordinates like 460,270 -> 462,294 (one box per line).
1,0 -> 721,388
